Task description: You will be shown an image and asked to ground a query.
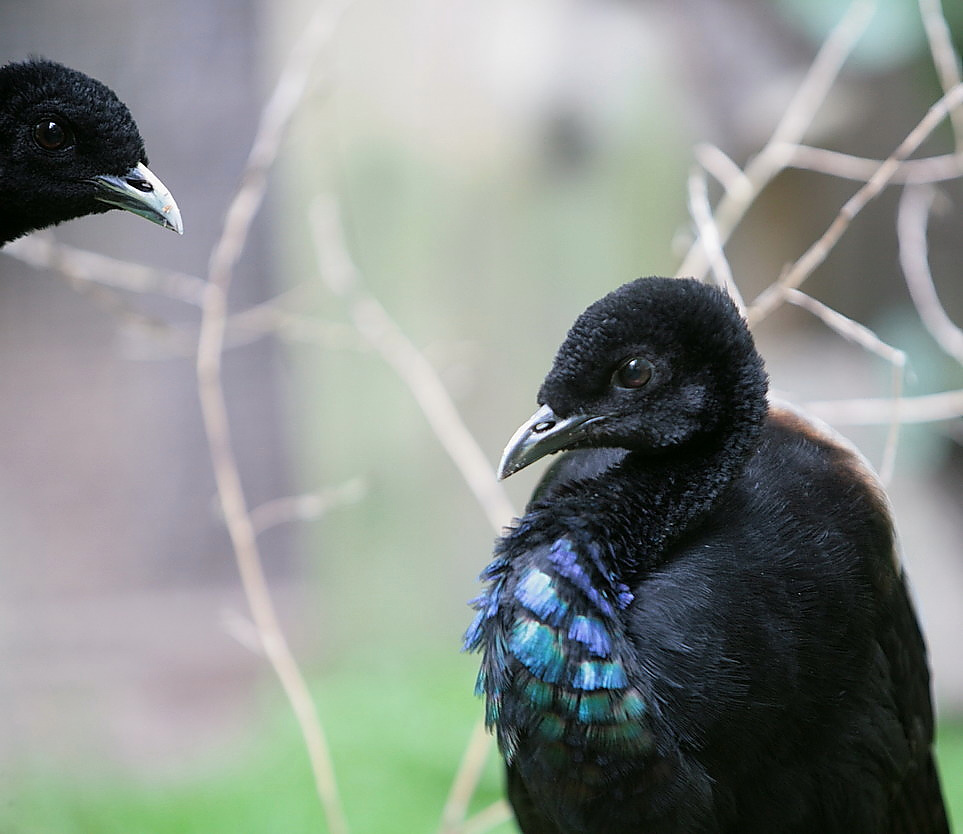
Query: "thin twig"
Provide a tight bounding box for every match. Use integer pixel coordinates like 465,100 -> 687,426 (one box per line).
249,478 -> 367,536
897,184 -> 963,364
460,800 -> 514,834
437,720 -> 496,834
802,388 -> 963,425
782,144 -> 962,184
195,4 -> 352,833
676,0 -> 876,280
693,143 -> 752,198
226,284 -> 367,353
878,359 -> 906,484
919,0 -> 963,152
783,290 -> 903,365
2,232 -> 207,303
308,195 -> 515,834
784,290 -> 906,481
686,166 -> 744,312
748,82 -> 963,324
309,196 -> 517,534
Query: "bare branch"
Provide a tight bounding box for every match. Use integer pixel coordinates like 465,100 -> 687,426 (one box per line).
782,145 -> 962,184
693,143 -> 751,198
802,389 -> 963,425
438,721 -> 496,834
220,609 -> 268,656
686,166 -> 745,312
897,184 -> 963,364
194,4 -> 352,833
225,284 -> 367,352
249,478 -> 367,536
309,195 -> 517,535
2,232 -> 206,303
676,0 -> 876,280
919,0 -> 963,151
308,194 -> 515,834
749,82 -> 963,324
783,290 -> 907,480
784,289 -> 905,365
783,291 -> 907,480
460,801 -> 514,834
877,358 -> 906,484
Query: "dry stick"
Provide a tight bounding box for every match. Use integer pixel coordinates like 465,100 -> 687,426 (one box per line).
897,185 -> 963,365
752,0 -> 963,321
460,801 -> 514,834
2,232 -> 207,303
225,283 -> 366,353
307,196 -> 516,834
437,725 -> 505,834
803,388 -> 963,425
195,4 -> 352,834
919,0 -> 963,153
748,82 -> 963,326
436,722 -> 508,834
784,290 -> 906,482
249,478 -> 367,536
686,166 -> 745,312
1,236 -> 362,355
782,145 -> 962,184
308,197 -> 516,534
676,0 -> 876,281
693,143 -> 751,198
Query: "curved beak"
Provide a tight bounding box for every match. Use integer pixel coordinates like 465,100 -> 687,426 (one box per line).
92,162 -> 183,234
498,403 -> 603,480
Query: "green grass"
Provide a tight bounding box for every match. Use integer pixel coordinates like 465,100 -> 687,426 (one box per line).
937,721 -> 963,831
2,658 -> 961,834
0,654 -> 515,834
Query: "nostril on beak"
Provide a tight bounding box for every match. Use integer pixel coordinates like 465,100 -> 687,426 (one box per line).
533,420 -> 556,433
127,177 -> 154,193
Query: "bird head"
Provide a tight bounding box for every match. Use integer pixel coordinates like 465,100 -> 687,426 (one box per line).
0,58 -> 182,242
498,277 -> 768,479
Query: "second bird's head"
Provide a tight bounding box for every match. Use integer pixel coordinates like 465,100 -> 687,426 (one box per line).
0,58 -> 182,239
499,277 -> 769,479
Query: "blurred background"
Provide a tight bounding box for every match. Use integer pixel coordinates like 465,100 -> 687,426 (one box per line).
1,0 -> 962,830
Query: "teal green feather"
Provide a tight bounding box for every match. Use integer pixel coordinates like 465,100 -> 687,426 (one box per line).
535,713 -> 567,741
510,619 -> 566,684
572,659 -> 628,690
585,721 -> 653,750
576,691 -> 613,723
522,675 -> 556,710
612,690 -> 647,722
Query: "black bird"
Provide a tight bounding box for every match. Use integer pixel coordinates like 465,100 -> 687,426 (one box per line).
465,277 -> 948,833
0,58 -> 182,247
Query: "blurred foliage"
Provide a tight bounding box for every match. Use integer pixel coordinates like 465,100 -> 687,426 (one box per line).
3,650 -> 961,833
0,654 -> 513,834
3,653 -> 962,834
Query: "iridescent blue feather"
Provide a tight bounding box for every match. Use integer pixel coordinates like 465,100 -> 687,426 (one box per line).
467,533 -> 652,761
514,567 -> 568,624
567,614 -> 612,656
547,539 -> 618,617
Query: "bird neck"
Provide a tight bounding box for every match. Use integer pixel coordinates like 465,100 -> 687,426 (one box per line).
530,422 -> 760,578
0,202 -> 25,246
0,198 -> 48,246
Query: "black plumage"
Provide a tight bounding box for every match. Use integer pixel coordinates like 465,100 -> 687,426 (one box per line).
466,277 -> 948,833
0,58 -> 182,246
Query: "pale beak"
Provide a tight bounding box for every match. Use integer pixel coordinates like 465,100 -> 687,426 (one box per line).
92,161 -> 183,234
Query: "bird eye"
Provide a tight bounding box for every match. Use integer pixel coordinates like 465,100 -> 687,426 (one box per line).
612,357 -> 653,389
33,119 -> 74,151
